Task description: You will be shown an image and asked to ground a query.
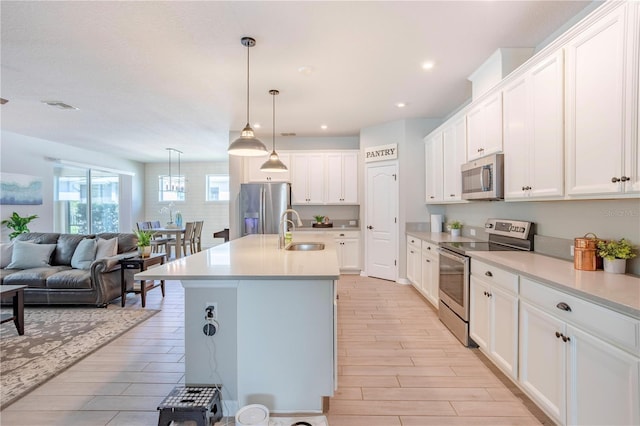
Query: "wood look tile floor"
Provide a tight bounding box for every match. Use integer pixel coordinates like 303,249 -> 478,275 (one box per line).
0,275 -> 551,426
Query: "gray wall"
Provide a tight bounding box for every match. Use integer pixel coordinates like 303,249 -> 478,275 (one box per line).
0,131 -> 145,241
433,198 -> 640,275
360,118 -> 442,281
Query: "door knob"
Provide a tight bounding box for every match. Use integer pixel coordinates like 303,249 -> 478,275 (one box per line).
367,225 -> 374,230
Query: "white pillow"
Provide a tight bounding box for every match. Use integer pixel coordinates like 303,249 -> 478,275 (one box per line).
96,237 -> 118,259
6,240 -> 56,269
0,242 -> 14,268
71,238 -> 97,270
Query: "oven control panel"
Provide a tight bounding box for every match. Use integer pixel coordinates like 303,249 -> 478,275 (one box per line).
485,219 -> 532,239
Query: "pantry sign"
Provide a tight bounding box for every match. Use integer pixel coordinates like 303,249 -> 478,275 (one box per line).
364,144 -> 398,162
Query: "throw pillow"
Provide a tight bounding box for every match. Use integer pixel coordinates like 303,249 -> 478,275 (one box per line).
0,242 -> 14,268
71,238 -> 98,270
96,237 -> 118,259
6,240 -> 56,269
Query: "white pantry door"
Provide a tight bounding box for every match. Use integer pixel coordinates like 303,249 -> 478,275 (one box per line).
365,162 -> 398,281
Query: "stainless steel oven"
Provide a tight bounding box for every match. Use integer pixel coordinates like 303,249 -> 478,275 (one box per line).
438,218 -> 534,346
437,249 -> 471,345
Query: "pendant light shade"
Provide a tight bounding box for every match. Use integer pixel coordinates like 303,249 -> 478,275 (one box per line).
260,89 -> 288,172
228,37 -> 268,157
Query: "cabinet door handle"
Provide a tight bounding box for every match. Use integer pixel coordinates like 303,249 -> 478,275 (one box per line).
367,225 -> 373,230
522,186 -> 526,191
611,177 -> 621,183
427,246 -> 431,250
425,259 -> 430,263
562,335 -> 571,343
450,194 -> 455,197
485,271 -> 493,277
555,331 -> 562,339
621,176 -> 630,182
556,302 -> 572,312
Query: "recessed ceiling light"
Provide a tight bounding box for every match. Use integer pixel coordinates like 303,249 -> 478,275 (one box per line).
254,123 -> 261,129
396,102 -> 406,108
42,100 -> 78,110
422,61 -> 435,70
320,125 -> 328,130
297,66 -> 314,76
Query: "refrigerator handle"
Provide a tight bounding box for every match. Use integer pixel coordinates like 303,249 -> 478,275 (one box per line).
260,187 -> 266,234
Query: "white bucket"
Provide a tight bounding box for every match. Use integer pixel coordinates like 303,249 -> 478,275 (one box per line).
235,404 -> 270,426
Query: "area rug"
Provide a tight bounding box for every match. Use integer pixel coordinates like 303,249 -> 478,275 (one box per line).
0,306 -> 158,409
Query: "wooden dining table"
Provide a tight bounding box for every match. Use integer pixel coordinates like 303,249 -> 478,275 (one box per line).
151,227 -> 187,258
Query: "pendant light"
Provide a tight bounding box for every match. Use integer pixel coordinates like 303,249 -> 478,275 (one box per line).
161,148 -> 185,201
228,37 -> 268,157
260,89 -> 288,172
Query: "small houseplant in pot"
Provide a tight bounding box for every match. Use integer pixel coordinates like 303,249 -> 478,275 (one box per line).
1,212 -> 39,240
597,238 -> 637,274
314,215 -> 325,224
133,228 -> 155,257
448,221 -> 463,237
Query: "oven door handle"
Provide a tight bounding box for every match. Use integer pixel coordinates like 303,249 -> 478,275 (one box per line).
437,248 -> 469,263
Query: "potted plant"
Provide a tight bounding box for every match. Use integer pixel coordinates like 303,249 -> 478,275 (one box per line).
133,228 -> 155,257
597,238 -> 637,274
1,212 -> 39,240
448,220 -> 463,237
314,215 -> 325,224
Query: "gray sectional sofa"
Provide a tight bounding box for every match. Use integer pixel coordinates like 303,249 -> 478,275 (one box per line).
0,232 -> 138,307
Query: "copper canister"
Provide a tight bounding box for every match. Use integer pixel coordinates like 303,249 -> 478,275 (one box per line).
574,233 -> 601,271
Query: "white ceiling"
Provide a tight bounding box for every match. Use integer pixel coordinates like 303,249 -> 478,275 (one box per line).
1,1 -> 594,163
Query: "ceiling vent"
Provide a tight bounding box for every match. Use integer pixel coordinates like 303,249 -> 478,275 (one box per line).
280,132 -> 296,137
41,100 -> 79,110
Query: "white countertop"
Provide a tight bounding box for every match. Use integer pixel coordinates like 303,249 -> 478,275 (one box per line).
135,234 -> 340,281
471,251 -> 640,319
406,230 -> 477,244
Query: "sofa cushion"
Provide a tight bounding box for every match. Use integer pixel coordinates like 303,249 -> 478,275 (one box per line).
97,233 -> 137,254
15,233 -> 60,245
46,269 -> 92,289
71,238 -> 97,270
96,237 -> 118,259
3,266 -> 70,288
0,268 -> 19,284
0,242 -> 13,268
7,240 -> 57,269
54,234 -> 91,266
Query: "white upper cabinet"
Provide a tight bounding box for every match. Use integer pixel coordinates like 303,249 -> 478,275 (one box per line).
424,132 -> 444,203
442,114 -> 467,201
565,2 -> 638,196
467,92 -> 503,160
291,151 -> 359,205
326,152 -> 358,204
291,153 -> 326,204
245,153 -> 291,183
503,51 -> 564,200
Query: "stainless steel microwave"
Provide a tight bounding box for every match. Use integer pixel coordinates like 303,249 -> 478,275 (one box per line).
461,153 -> 504,200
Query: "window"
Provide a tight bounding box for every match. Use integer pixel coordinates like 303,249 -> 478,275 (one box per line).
54,166 -> 119,234
206,175 -> 230,201
158,175 -> 186,201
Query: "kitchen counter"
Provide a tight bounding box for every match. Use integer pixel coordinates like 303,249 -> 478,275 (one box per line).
297,225 -> 360,231
406,230 -> 477,244
135,234 -> 340,281
470,251 -> 640,319
135,234 -> 338,414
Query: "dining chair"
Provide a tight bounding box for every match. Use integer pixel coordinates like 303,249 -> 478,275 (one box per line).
136,221 -> 151,230
168,221 -> 195,256
150,220 -> 162,229
191,221 -> 204,253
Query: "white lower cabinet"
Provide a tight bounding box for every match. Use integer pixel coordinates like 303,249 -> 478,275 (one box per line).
469,261 -> 519,380
335,235 -> 360,272
519,278 -> 640,426
406,236 -> 422,287
420,242 -> 439,308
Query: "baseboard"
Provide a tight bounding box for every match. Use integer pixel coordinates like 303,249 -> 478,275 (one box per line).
396,278 -> 410,285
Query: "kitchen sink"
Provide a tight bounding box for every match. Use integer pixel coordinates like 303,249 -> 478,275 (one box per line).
285,242 -> 325,251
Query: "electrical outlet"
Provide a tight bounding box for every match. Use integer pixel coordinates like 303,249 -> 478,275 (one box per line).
205,303 -> 218,320
470,229 -> 476,236
570,245 -> 575,257
349,220 -> 356,226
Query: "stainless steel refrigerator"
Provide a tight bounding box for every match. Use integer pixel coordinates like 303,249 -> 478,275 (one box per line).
239,182 -> 292,236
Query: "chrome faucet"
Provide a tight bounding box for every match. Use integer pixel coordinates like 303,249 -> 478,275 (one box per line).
279,209 -> 303,249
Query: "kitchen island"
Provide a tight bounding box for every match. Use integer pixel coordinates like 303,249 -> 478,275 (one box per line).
135,234 -> 340,414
